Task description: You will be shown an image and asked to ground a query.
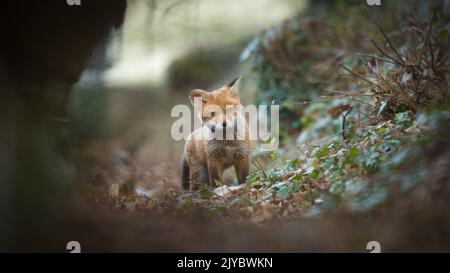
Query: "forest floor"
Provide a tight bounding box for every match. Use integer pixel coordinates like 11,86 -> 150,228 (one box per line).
67,3 -> 450,251
66,85 -> 450,252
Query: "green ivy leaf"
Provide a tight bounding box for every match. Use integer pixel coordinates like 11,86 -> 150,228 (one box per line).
315,146 -> 330,159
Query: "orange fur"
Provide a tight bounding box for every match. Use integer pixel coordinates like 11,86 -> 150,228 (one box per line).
181,78 -> 253,190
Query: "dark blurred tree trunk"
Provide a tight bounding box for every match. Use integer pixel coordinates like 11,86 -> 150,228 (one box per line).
0,0 -> 126,251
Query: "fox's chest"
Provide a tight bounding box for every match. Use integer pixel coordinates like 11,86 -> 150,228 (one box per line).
206,141 -> 248,168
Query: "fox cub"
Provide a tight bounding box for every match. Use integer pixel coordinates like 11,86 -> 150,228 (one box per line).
181,77 -> 253,190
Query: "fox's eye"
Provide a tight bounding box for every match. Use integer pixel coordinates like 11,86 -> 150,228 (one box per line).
210,112 -> 216,117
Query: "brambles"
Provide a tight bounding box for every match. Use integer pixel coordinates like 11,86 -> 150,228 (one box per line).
345,17 -> 450,119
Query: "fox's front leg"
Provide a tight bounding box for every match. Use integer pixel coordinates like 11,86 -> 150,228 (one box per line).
207,159 -> 224,187
234,153 -> 250,184
189,164 -> 209,191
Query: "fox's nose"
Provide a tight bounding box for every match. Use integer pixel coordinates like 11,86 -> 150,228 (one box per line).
222,121 -> 227,127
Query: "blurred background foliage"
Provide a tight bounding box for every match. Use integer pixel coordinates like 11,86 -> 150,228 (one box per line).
243,0 -> 448,135
100,0 -> 304,87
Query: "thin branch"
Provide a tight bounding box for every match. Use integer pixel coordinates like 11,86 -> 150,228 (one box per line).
341,106 -> 354,140
419,14 -> 434,61
356,53 -> 397,65
340,64 -> 392,94
374,21 -> 406,66
251,159 -> 267,179
317,119 -> 371,145
371,39 -> 404,66
339,65 -> 373,85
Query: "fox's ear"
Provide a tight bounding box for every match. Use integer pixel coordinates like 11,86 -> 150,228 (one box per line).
190,89 -> 208,105
226,76 -> 241,94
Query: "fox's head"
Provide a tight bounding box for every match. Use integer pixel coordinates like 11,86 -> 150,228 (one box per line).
190,77 -> 242,135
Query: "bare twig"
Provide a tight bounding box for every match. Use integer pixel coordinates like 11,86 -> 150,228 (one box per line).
371,39 -> 404,66
374,21 -> 406,66
339,65 -> 373,85
341,106 -> 354,140
251,159 -> 267,179
419,14 -> 434,62
317,119 -> 371,145
340,64 -> 392,94
356,53 -> 397,65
